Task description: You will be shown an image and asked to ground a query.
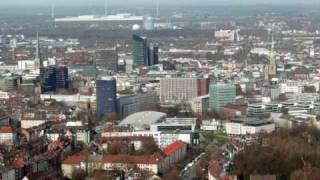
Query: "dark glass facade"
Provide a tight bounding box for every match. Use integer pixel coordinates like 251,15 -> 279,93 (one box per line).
157,125 -> 192,131
40,66 -> 68,92
132,35 -> 159,68
132,35 -> 148,68
96,77 -> 117,117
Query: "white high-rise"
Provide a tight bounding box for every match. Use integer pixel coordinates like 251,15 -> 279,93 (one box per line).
160,78 -> 198,104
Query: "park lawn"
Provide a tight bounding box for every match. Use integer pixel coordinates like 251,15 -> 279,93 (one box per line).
202,131 -> 230,146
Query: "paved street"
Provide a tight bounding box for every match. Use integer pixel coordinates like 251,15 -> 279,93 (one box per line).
181,133 -> 224,180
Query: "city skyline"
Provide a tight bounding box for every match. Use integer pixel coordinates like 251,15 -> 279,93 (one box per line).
1,0 -> 320,6
0,0 -> 320,179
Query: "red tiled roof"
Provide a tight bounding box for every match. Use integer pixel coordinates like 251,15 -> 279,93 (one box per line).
101,154 -> 159,164
0,126 -> 13,133
63,156 -> 85,165
97,136 -> 154,143
208,152 -> 227,178
14,158 -> 25,168
162,141 -> 185,156
63,150 -> 88,165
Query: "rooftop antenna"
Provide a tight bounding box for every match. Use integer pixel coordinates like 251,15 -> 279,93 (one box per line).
104,0 -> 108,16
156,0 -> 159,18
36,32 -> 40,60
51,2 -> 55,19
269,27 -> 275,61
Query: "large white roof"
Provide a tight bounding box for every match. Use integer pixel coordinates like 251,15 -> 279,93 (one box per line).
120,111 -> 167,130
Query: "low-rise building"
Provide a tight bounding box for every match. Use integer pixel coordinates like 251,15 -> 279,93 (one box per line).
94,136 -> 155,153
150,118 -> 196,132
62,151 -> 163,178
222,104 -> 247,119
162,141 -> 187,170
225,119 -> 275,135
201,119 -> 222,131
0,126 -> 17,145
117,91 -> 159,119
189,95 -> 209,117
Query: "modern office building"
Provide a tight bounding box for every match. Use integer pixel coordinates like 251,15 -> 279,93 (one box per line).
209,84 -> 236,112
40,66 -> 55,92
117,91 -> 158,119
132,35 -> 159,68
40,66 -> 69,92
55,67 -> 69,90
225,119 -> 275,135
147,45 -> 159,66
96,76 -> 117,118
150,118 -> 197,132
94,47 -> 118,72
133,35 -> 148,68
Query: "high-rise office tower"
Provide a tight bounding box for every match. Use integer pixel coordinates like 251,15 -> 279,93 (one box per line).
147,45 -> 159,66
40,66 -> 68,92
132,35 -> 148,68
94,47 -> 118,72
34,33 -> 43,72
132,35 -> 159,68
40,66 -> 56,92
209,84 -> 236,112
55,66 -> 69,90
153,46 -> 159,65
96,76 -> 117,118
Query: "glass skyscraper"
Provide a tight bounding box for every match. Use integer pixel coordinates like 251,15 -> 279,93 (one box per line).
96,76 -> 117,117
132,35 -> 159,68
209,84 -> 236,112
40,66 -> 68,93
132,35 -> 148,68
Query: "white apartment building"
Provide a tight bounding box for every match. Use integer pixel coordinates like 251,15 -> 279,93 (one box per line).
201,119 -> 222,131
21,119 -> 47,129
214,30 -> 238,42
160,77 -> 198,104
17,60 -> 34,70
0,91 -> 10,99
225,120 -> 275,135
279,82 -> 303,94
189,95 -> 209,116
279,81 -> 320,94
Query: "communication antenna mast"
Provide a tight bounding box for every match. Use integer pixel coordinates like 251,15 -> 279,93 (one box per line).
269,27 -> 275,61
156,0 -> 160,18
104,0 -> 108,16
51,2 -> 55,19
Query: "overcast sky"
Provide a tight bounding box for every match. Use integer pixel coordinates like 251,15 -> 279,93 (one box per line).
1,0 -> 319,6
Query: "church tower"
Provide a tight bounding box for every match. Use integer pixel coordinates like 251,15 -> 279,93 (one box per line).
34,33 -> 43,71
268,29 -> 277,77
